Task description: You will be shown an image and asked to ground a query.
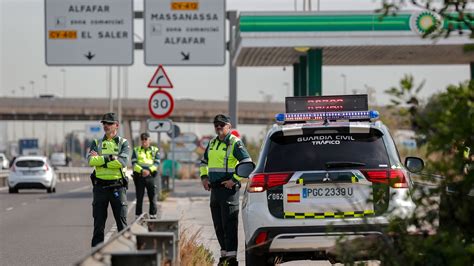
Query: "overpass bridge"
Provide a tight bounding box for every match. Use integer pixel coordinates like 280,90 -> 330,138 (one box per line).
0,97 -> 284,125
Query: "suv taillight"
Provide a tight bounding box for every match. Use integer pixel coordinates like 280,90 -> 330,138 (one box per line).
43,164 -> 49,172
361,169 -> 409,188
248,172 -> 293,193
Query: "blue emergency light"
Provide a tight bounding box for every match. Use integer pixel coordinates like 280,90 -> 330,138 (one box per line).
275,110 -> 379,123
277,95 -> 379,123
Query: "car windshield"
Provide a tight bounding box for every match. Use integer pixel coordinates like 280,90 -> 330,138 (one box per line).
265,129 -> 389,172
15,160 -> 45,168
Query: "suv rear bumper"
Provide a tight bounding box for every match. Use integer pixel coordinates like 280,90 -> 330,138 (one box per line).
247,224 -> 387,255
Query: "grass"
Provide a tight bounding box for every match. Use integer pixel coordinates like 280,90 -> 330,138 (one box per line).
179,227 -> 215,266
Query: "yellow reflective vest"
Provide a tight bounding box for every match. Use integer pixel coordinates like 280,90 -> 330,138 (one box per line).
131,146 -> 160,174
200,133 -> 251,183
88,135 -> 130,180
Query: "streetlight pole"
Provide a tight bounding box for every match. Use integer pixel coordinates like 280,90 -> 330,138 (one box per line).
283,82 -> 290,96
20,86 -> 25,97
29,81 -> 35,97
341,74 -> 347,95
42,74 -> 48,95
60,69 -> 66,97
60,68 -> 67,153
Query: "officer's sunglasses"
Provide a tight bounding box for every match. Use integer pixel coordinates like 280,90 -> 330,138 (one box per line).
102,122 -> 115,126
214,122 -> 226,128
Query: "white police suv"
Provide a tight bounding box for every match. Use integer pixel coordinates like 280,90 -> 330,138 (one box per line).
238,95 -> 424,265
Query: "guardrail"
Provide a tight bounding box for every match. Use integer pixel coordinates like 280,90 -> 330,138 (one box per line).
0,170 -> 8,187
75,213 -> 180,266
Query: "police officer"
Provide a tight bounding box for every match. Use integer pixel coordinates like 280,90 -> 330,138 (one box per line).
131,132 -> 160,219
200,114 -> 252,266
88,113 -> 131,247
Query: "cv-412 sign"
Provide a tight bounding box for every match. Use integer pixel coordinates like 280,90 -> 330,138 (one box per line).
144,0 -> 225,66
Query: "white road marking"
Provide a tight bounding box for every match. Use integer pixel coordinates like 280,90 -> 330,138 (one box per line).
68,185 -> 91,193
6,207 -> 13,211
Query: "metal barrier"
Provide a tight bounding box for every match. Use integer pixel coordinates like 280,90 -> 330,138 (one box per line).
0,170 -> 8,187
0,167 -> 92,188
75,214 -> 180,266
55,167 -> 92,181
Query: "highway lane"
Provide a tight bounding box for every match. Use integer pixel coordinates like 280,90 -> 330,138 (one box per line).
0,179 -> 139,266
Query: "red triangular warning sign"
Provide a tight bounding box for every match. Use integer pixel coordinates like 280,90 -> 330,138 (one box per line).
147,65 -> 173,89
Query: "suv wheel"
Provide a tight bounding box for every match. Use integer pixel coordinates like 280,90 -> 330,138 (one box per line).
47,187 -> 54,193
245,249 -> 273,266
8,187 -> 18,193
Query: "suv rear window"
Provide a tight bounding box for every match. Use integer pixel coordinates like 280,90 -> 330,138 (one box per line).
15,160 -> 45,168
265,129 -> 389,172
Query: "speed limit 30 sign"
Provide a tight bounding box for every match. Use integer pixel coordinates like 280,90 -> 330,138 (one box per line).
148,90 -> 174,119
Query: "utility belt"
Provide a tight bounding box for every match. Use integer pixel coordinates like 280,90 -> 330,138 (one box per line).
90,170 -> 128,189
210,180 -> 241,190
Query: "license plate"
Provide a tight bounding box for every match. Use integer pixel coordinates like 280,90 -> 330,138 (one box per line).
302,185 -> 354,198
22,170 -> 40,175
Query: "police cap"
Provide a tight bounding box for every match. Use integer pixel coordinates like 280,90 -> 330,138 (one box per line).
213,114 -> 231,124
140,132 -> 151,140
100,113 -> 119,124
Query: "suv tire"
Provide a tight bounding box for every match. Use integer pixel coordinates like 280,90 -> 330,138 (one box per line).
8,187 -> 18,193
47,187 -> 55,193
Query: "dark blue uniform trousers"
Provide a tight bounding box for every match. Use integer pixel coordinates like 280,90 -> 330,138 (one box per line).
91,185 -> 127,247
210,186 -> 240,255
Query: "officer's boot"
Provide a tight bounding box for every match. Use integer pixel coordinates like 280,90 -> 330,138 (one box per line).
217,256 -> 227,266
226,256 -> 238,266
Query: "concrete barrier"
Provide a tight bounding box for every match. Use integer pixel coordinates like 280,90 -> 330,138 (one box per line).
0,170 -> 8,187
75,214 -> 180,266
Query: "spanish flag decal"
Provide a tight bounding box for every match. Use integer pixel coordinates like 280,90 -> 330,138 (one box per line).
287,193 -> 301,203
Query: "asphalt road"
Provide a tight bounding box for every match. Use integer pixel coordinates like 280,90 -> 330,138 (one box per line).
0,178 -> 138,266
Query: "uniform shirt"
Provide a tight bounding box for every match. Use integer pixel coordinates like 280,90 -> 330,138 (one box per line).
200,133 -> 251,183
88,135 -> 130,180
131,146 -> 160,174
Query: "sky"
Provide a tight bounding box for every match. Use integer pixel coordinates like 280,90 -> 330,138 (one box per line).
0,0 -> 472,153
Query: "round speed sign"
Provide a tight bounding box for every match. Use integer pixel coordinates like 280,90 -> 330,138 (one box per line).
148,90 -> 174,119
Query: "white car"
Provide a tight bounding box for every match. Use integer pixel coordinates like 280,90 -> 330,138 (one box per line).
240,96 -> 423,265
0,153 -> 9,169
8,156 -> 57,193
50,152 -> 68,167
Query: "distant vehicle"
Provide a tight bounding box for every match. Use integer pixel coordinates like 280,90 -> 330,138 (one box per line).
0,153 -> 9,169
241,95 -> 424,265
50,152 -> 69,167
18,139 -> 39,155
8,156 -> 57,194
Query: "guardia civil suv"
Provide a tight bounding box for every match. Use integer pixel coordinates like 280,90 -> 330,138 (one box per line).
241,95 -> 424,265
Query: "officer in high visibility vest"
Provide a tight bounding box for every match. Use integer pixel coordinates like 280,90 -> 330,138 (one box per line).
87,113 -> 131,247
200,114 -> 252,266
131,132 -> 160,219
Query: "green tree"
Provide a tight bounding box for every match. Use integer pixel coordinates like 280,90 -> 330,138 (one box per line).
373,80 -> 473,265
385,74 -> 425,131
379,1 -> 474,38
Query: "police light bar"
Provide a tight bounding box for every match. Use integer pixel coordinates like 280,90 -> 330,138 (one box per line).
275,110 -> 379,123
285,95 -> 368,113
